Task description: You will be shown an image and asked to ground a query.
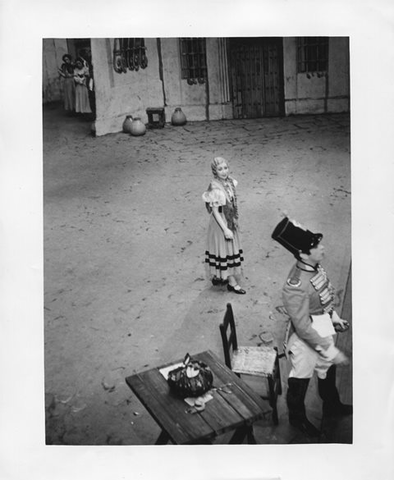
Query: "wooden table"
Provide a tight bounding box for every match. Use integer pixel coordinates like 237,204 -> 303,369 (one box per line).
125,350 -> 267,445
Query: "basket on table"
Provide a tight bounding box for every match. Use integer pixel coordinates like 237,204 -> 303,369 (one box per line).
167,353 -> 213,398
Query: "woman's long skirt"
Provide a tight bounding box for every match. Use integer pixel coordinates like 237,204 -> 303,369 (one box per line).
204,213 -> 244,280
63,77 -> 75,111
75,84 -> 92,113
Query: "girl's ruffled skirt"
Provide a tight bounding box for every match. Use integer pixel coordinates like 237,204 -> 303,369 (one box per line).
204,214 -> 244,280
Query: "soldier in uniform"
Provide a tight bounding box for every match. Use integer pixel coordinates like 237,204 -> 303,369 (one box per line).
272,217 -> 352,437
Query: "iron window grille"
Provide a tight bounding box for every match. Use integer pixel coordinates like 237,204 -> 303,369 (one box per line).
297,37 -> 328,75
113,38 -> 148,73
179,38 -> 207,85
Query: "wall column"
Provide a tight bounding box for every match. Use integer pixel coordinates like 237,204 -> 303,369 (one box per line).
206,38 -> 232,120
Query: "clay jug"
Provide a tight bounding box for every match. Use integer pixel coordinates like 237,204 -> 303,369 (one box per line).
171,107 -> 187,126
129,117 -> 146,136
122,115 -> 133,133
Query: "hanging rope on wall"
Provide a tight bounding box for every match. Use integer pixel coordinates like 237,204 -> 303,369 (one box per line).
113,38 -> 148,74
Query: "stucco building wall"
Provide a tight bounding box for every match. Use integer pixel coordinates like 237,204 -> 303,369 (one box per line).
327,37 -> 350,112
43,38 -> 69,103
92,38 -> 233,135
43,37 -> 350,136
161,38 -> 207,121
283,37 -> 350,115
92,38 -> 164,136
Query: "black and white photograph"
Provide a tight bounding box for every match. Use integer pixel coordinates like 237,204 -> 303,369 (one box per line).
1,1 -> 394,479
43,36 -> 352,446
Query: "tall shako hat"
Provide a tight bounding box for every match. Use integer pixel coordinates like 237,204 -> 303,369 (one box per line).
271,217 -> 323,257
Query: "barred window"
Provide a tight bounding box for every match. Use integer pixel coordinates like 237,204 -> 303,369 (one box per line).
297,37 -> 328,73
179,38 -> 207,84
113,38 -> 148,73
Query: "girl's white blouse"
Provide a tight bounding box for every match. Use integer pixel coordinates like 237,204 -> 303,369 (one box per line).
202,178 -> 238,207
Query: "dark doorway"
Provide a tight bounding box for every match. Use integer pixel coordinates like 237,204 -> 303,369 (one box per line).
67,38 -> 92,66
229,37 -> 284,118
67,38 -> 96,116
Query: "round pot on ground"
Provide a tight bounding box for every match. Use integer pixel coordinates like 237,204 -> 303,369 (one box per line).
171,107 -> 187,126
129,117 -> 146,136
122,115 -> 133,133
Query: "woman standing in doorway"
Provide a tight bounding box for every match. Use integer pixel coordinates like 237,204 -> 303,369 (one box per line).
58,54 -> 75,113
202,157 -> 246,294
73,57 -> 92,114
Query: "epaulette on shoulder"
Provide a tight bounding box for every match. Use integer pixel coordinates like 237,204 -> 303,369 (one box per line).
286,269 -> 301,288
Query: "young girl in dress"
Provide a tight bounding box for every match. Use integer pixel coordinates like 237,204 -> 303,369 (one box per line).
202,157 -> 246,294
58,54 -> 75,113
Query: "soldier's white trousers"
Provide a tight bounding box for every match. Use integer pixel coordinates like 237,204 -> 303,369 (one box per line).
286,333 -> 334,379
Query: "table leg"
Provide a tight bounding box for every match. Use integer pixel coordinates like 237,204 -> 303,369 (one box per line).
246,425 -> 257,444
268,376 -> 279,425
229,425 -> 257,444
155,430 -> 171,445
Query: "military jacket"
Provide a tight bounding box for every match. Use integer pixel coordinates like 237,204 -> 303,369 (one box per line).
282,262 -> 336,354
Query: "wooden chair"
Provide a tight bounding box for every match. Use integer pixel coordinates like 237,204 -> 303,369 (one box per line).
219,303 -> 282,424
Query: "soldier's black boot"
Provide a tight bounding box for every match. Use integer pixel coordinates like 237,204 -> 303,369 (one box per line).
318,366 -> 353,417
287,378 -> 320,437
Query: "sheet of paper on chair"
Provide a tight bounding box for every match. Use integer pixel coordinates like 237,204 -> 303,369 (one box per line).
159,362 -> 184,380
232,346 -> 276,376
